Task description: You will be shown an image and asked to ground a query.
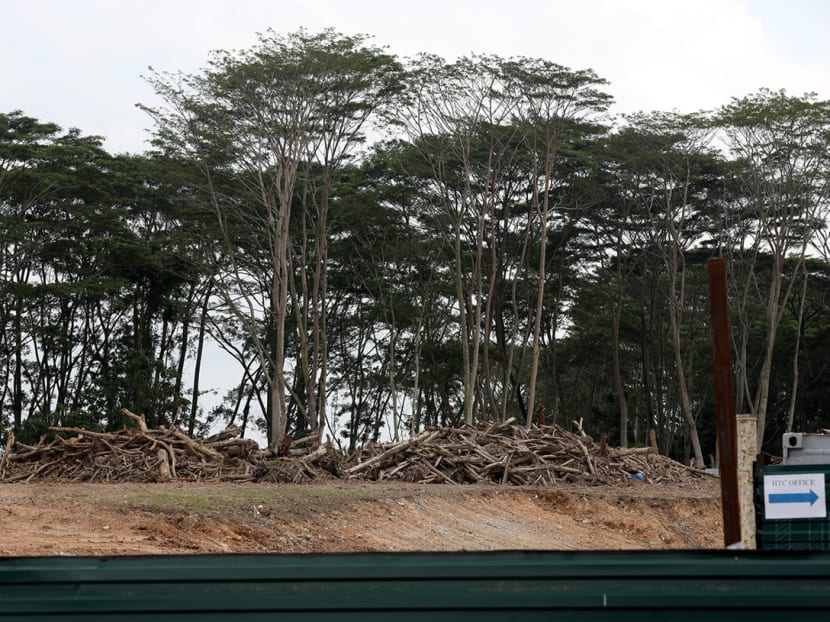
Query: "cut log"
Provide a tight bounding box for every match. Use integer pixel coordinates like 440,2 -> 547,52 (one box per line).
612,447 -> 654,456
301,445 -> 328,464
2,409 -> 709,486
345,430 -> 438,475
157,448 -> 172,480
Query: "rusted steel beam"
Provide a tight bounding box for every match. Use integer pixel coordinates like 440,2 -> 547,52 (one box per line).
707,258 -> 741,547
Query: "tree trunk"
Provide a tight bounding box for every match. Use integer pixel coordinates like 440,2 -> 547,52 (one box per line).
612,238 -> 629,449
270,187 -> 292,452
525,146 -> 554,427
452,215 -> 475,426
753,254 -> 784,451
12,305 -> 23,434
786,263 -> 809,432
188,284 -> 212,436
669,288 -> 705,466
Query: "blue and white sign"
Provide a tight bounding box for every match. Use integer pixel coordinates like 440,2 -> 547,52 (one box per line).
764,473 -> 827,519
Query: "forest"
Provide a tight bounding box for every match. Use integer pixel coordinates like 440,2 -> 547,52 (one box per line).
1,29 -> 829,465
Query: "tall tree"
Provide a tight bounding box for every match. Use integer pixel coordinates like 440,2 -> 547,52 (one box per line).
0,112 -> 206,441
717,89 -> 830,450
602,112 -> 723,465
505,58 -> 612,427
142,29 -> 404,450
399,54 -> 611,427
398,54 -> 524,425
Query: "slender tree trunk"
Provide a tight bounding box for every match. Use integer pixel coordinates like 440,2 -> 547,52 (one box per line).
526,147 -> 554,427
388,323 -> 400,442
466,186 -> 486,426
668,279 -> 704,466
313,177 -> 331,435
500,227 -> 529,422
662,177 -> 704,466
270,190 -> 292,451
174,282 -> 198,400
12,301 -> 23,434
786,263 -> 809,432
451,215 -> 473,426
482,211 -> 500,422
318,288 -> 329,436
409,315 -> 424,435
188,285 -> 212,436
727,241 -> 756,416
612,236 -> 629,448
289,207 -> 315,436
753,253 -> 784,450
70,302 -> 94,414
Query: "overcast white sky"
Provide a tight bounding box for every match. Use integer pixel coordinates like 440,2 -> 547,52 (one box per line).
3,0 -> 830,155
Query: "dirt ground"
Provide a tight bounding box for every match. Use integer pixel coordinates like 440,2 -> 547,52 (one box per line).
0,478 -> 723,556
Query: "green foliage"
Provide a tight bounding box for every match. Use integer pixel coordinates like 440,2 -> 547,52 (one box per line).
0,111 -> 211,443
3,35 -> 830,467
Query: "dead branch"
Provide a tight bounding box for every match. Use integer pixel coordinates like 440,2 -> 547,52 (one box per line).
121,408 -> 148,433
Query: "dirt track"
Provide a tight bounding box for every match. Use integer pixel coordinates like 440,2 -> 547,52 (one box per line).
0,479 -> 722,556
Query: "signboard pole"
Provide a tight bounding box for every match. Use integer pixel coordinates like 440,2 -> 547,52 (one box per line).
736,414 -> 757,549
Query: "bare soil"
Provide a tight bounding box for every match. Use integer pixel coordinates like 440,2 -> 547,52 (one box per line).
0,479 -> 722,556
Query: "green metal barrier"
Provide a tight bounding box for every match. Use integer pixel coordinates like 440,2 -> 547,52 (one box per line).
2,550 -> 830,620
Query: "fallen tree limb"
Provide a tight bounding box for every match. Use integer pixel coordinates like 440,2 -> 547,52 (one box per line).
345,430 -> 438,475
121,408 -> 148,433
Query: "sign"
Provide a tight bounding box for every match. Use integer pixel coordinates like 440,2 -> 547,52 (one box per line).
764,473 -> 827,519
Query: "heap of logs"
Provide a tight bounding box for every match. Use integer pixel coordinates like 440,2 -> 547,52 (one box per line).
0,410 -> 262,483
0,412 -> 706,485
343,419 -> 706,485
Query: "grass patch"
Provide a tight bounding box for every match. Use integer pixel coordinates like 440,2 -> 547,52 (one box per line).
113,484 -> 367,522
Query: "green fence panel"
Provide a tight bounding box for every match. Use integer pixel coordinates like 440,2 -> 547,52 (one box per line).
2,550 -> 830,620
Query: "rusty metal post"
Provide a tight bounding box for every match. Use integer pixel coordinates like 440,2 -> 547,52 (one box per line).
707,258 -> 741,547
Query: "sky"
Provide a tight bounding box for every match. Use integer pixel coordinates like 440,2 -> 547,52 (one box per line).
3,0 -> 830,155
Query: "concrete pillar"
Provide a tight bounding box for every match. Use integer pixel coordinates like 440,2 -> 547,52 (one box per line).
736,414 -> 758,549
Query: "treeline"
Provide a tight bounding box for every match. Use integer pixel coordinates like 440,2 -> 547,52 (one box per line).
2,29 -> 829,463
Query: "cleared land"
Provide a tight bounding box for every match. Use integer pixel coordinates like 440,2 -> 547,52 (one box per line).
0,479 -> 722,556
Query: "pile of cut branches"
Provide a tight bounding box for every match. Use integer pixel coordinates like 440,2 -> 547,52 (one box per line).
344,419 -> 707,485
256,440 -> 342,484
0,410 -> 262,483
1,412 -> 708,486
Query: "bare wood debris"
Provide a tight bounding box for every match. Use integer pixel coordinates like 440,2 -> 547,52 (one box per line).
343,419 -> 709,485
0,409 -> 263,483
1,411 -> 708,485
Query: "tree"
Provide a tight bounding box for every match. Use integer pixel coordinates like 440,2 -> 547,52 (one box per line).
142,29 -> 404,450
0,112 -> 207,442
398,54 -> 611,428
504,57 -> 612,427
717,89 -> 830,451
397,54 -> 525,426
600,112 -> 723,464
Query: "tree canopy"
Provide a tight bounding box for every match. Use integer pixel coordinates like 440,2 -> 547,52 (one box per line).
2,31 -> 830,465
